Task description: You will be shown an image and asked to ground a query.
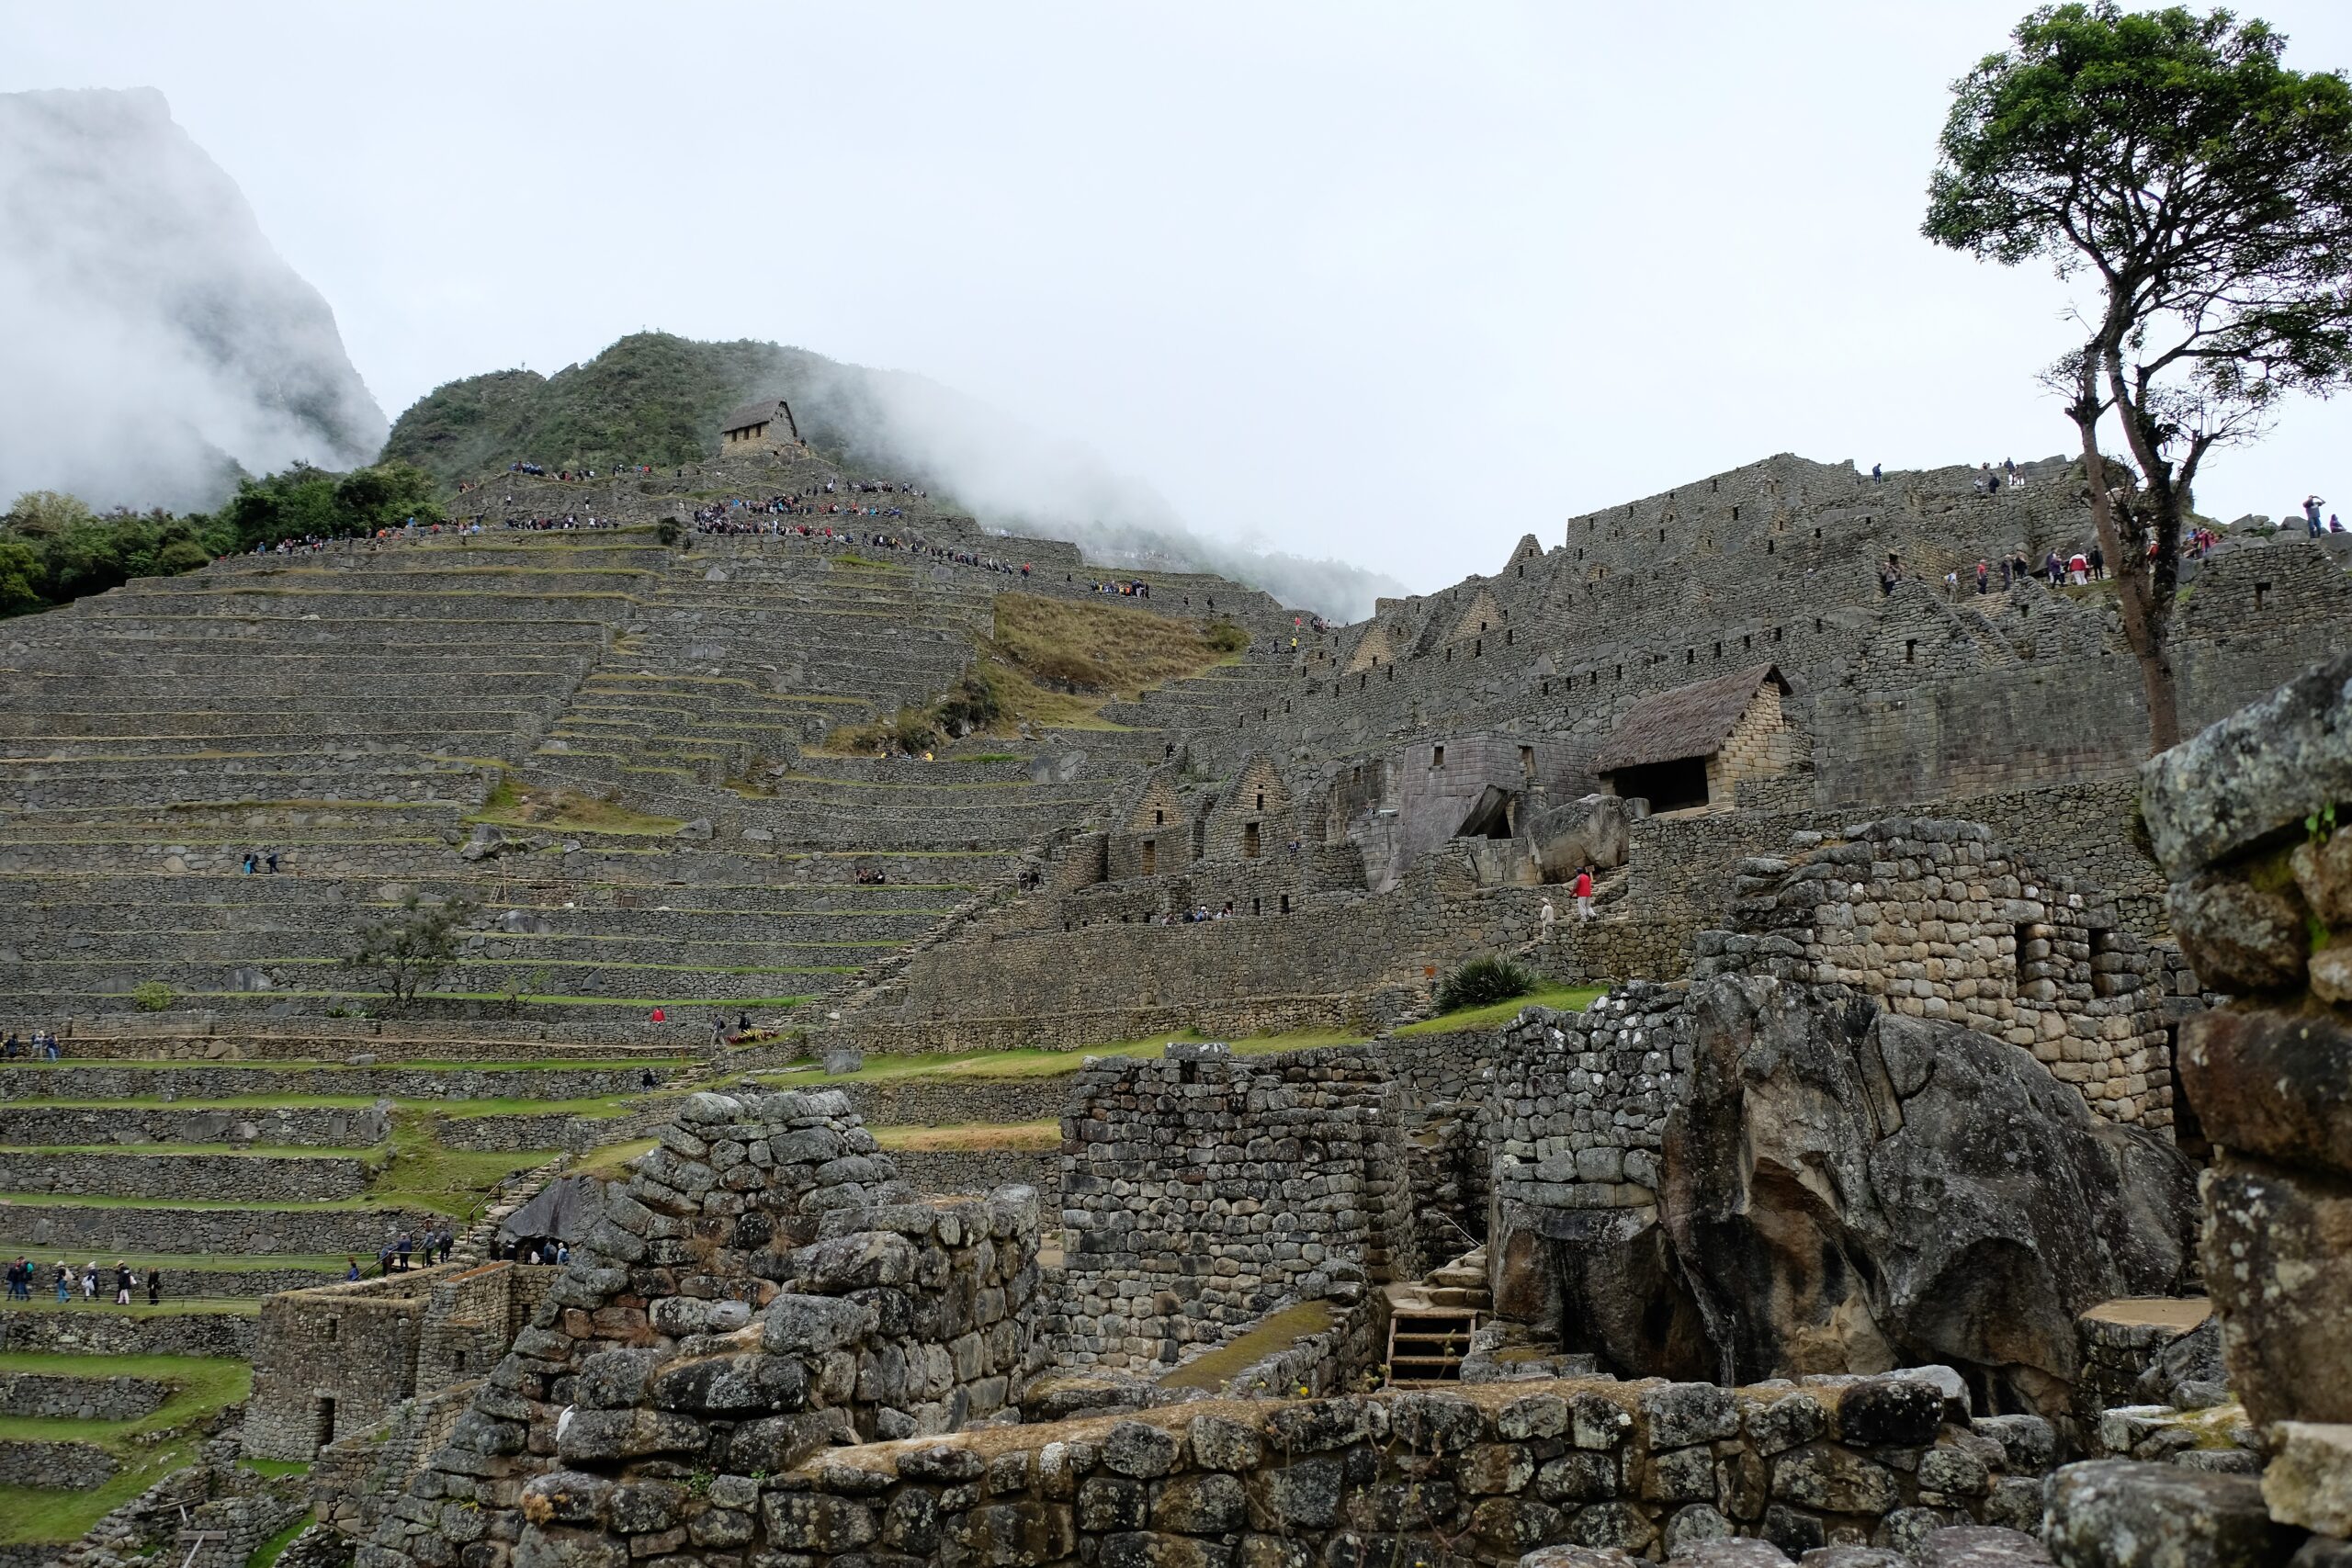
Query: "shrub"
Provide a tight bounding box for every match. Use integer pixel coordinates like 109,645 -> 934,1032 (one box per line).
1204,618 -> 1250,654
131,980 -> 173,1012
1434,955 -> 1535,1014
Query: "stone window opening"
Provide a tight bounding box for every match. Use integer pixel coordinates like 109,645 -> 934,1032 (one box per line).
1713,640 -> 1723,659
1153,807 -> 1164,826
1659,527 -> 1667,543
315,1396 -> 337,1449
1768,539 -> 1776,554
1815,526 -> 1823,538
1255,791 -> 1265,811
1743,633 -> 1752,650
1386,664 -> 1395,682
1473,638 -> 1483,657
1905,639 -> 1917,664
1280,893 -> 1292,914
1686,648 -> 1696,664
2256,581 -> 2271,610
1251,897 -> 1262,915
1615,663 -> 1623,680
1772,626 -> 1782,642
1814,617 -> 1824,634
1432,745 -> 1446,768
1446,647 -> 1453,662
324,1316 -> 337,1344
1142,840 -> 1158,875
1359,672 -> 1367,690
1244,822 -> 1261,859
1711,477 -> 1719,492
1732,505 -> 1740,520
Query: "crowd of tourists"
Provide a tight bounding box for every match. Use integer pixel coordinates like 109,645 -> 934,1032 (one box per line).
4,1258 -> 161,1305
500,515 -> 620,531
356,1226 -> 458,1277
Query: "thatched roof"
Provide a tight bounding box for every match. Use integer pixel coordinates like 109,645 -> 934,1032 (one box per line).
1590,663 -> 1788,773
720,398 -> 796,437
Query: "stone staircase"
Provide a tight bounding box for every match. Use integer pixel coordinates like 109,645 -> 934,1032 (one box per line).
1383,1246 -> 1493,1384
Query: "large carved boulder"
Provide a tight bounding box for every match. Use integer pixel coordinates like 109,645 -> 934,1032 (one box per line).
1656,977 -> 2197,1417
1527,793 -> 1643,883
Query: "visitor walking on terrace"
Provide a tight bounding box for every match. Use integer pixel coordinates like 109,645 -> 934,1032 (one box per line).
146,1267 -> 160,1305
1573,866 -> 1596,921
1539,897 -> 1555,935
113,1263 -> 131,1306
54,1263 -> 69,1303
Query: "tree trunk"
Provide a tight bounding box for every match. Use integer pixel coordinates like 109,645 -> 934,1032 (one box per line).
2072,360 -> 2186,756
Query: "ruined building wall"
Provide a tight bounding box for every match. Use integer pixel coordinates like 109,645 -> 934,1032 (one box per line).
358,1089 -> 1048,1568
1691,818 -> 2172,1128
1056,1043 -> 1420,1372
245,1270 -> 442,1462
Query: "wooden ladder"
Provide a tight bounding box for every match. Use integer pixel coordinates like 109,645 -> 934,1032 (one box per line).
1385,1307 -> 1482,1383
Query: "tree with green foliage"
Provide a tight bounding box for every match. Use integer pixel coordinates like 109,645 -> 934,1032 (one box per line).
209,460 -> 443,551
349,894 -> 478,1010
1924,3 -> 2352,751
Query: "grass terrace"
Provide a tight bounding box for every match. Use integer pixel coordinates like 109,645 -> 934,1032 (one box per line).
0,1351 -> 254,1547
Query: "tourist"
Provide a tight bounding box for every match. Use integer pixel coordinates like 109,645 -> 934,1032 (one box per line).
2044,550 -> 2064,585
397,1234 -> 413,1271
113,1262 -> 131,1306
1975,560 -> 1989,594
146,1267 -> 160,1305
2306,495 -> 2326,537
1539,897 -> 1556,934
2088,543 -> 2105,580
1573,866 -> 1596,920
2069,550 -> 2089,585
345,1258 -> 360,1282
54,1263 -> 70,1303
82,1262 -> 96,1300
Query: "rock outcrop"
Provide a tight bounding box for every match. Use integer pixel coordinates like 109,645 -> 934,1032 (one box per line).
1660,977 -> 2198,1416
2131,651 -> 2352,1550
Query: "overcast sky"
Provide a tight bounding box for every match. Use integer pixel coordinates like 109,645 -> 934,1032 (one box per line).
9,1 -> 2352,590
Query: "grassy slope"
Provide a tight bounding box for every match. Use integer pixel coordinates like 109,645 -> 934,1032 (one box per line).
825,592 -> 1246,752
0,1352 -> 252,1545
1394,985 -> 1605,1035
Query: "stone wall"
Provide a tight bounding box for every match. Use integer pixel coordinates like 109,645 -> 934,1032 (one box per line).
0,1200 -> 450,1257
888,1146 -> 1059,1207
0,1437 -> 119,1490
0,1371 -> 170,1419
1056,1042 -> 1419,1372
0,1307 -> 257,1357
469,1376 -> 2060,1568
245,1269 -> 442,1461
1690,818 -> 2174,1128
0,1149 -> 375,1200
356,1088 -> 1049,1568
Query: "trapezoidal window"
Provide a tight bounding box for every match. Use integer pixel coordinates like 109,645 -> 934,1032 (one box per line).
1141,840 -> 1157,875
316,1396 -> 338,1450
1243,822 -> 1261,859
1608,758 -> 1709,813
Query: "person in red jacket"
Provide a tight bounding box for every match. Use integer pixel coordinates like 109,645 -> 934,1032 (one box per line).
1573,867 -> 1595,921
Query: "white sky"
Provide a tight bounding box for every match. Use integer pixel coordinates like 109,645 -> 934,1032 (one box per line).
9,1 -> 2352,591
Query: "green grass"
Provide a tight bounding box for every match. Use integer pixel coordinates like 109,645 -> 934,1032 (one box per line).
0,1252 -> 347,1275
0,1351 -> 252,1546
571,1136 -> 658,1181
754,1027 -> 1372,1087
870,1121 -> 1059,1152
1158,1299 -> 1335,1393
366,1112 -> 557,1218
1394,984 -> 1606,1036
249,1516 -> 311,1568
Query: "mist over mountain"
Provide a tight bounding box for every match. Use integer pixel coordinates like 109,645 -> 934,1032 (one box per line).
387,333 -> 1402,619
0,87 -> 386,511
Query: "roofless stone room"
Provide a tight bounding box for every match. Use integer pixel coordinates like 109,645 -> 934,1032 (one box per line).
3,7 -> 2352,1568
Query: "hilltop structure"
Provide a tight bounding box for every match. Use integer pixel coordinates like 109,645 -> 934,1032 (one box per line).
7,414 -> 2351,1568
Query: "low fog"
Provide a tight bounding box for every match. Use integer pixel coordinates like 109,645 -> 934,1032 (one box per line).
0,87 -> 383,512
778,353 -> 1404,618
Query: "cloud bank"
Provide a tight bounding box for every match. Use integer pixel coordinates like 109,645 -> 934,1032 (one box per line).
0,86 -> 385,511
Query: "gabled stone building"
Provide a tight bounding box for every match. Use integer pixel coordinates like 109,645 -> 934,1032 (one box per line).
718,397 -> 799,452
1591,661 -> 1794,812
